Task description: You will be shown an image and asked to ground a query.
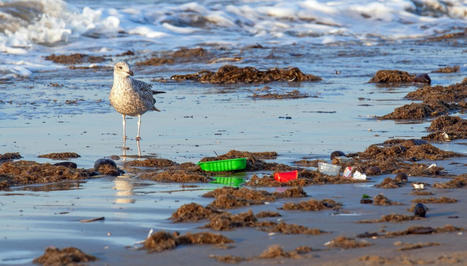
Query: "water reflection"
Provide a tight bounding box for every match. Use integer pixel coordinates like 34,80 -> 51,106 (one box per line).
113,176 -> 135,204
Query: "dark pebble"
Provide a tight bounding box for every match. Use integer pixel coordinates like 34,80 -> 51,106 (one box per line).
330,151 -> 345,160
94,158 -> 121,176
394,173 -> 408,183
360,199 -> 373,204
414,73 -> 431,84
365,166 -> 381,176
54,162 -> 77,169
414,203 -> 427,217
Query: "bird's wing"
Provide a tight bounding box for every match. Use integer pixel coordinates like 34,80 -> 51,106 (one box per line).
132,78 -> 156,105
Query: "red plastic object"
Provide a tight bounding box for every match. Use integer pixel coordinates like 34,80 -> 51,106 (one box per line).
274,170 -> 298,183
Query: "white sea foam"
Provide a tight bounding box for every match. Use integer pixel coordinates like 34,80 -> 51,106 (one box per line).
0,0 -> 465,79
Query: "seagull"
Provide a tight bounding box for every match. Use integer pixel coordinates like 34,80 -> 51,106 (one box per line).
109,61 -> 163,154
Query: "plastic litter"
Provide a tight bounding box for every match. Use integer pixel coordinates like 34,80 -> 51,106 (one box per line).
198,158 -> 247,172
352,171 -> 367,180
343,166 -> 353,178
412,183 -> 424,190
318,162 -> 340,176
274,170 -> 298,182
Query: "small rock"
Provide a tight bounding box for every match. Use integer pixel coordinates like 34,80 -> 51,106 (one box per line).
365,166 -> 381,176
54,162 -> 77,169
414,203 -> 427,217
94,159 -> 121,176
330,151 -> 345,160
360,199 -> 373,204
394,173 -> 408,183
414,73 -> 431,84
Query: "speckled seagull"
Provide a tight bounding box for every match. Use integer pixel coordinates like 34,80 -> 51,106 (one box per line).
109,61 -> 163,145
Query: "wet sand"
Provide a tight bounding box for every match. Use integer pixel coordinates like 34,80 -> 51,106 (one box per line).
0,40 -> 466,265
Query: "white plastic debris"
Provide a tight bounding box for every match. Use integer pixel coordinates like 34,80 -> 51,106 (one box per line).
412,183 -> 424,190
318,162 -> 341,176
442,132 -> 450,141
428,163 -> 437,169
343,166 -> 353,178
352,171 -> 367,180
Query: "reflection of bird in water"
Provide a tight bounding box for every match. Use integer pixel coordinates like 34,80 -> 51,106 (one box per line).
113,177 -> 135,204
109,61 -> 164,156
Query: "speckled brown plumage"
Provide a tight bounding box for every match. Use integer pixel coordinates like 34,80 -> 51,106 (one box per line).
109,61 -> 161,155
109,62 -> 157,116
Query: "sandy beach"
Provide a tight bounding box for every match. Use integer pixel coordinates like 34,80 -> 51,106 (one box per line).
0,0 -> 466,265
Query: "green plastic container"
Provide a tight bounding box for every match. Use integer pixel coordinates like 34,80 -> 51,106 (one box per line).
210,177 -> 244,187
198,158 -> 247,172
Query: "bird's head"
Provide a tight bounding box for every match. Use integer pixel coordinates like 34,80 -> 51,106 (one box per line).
114,61 -> 134,78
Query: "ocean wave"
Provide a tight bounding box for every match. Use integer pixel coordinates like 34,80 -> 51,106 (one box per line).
0,0 -> 465,79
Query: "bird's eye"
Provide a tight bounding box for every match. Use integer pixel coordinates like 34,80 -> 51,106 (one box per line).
118,66 -> 122,69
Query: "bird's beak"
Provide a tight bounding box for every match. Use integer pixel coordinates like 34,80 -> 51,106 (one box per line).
128,70 -> 134,76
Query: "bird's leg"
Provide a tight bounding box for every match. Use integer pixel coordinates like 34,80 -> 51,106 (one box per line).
136,138 -> 142,157
136,114 -> 142,157
136,114 -> 142,141
122,114 -> 127,143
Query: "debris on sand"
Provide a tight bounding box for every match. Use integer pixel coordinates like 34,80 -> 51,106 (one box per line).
33,246 -> 96,265
325,236 -> 371,249
138,163 -> 210,183
200,150 -> 283,172
205,210 -> 258,231
373,194 -> 401,206
281,198 -> 342,211
38,152 -> 81,160
358,225 -> 463,239
359,139 -> 459,161
203,186 -> 306,209
247,170 -> 363,187
412,196 -> 458,204
251,89 -> 310,100
124,158 -> 177,168
273,187 -> 308,198
406,80 -> 467,104
395,241 -> 440,251
382,80 -> 467,120
385,224 -> 463,237
432,65 -> 460,73
94,158 -> 122,176
433,175 -> 466,188
255,211 -> 281,218
170,203 -> 223,223
143,231 -> 233,252
358,214 -> 422,223
369,70 -> 430,84
380,101 -> 454,120
0,152 -> 21,161
54,162 -> 77,169
411,190 -> 434,196
423,116 -> 467,141
209,254 -> 248,263
204,187 -> 275,209
45,53 -> 106,64
143,231 -> 177,252
258,245 -> 312,259
259,222 -> 325,235
0,160 -> 91,190
375,177 -> 405,188
171,65 -> 321,84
